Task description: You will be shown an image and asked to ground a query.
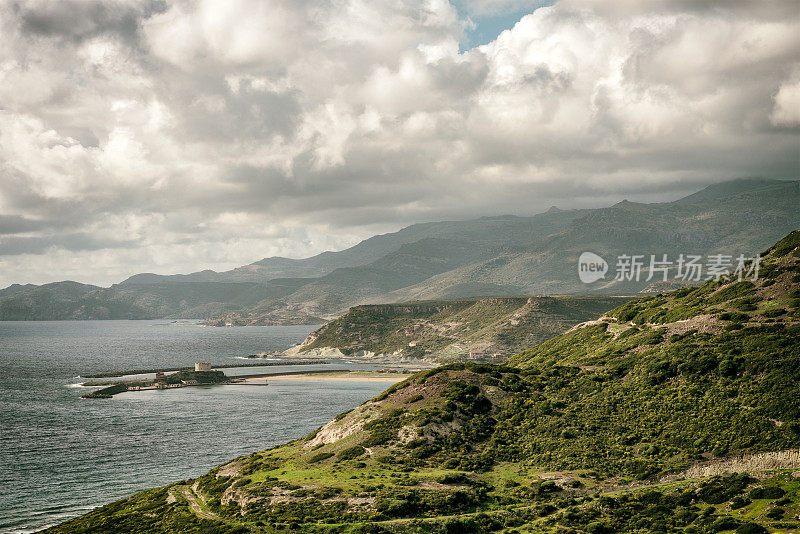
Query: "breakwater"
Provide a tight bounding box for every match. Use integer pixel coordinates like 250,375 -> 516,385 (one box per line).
233,369 -> 349,379
82,360 -> 327,378
81,384 -> 129,399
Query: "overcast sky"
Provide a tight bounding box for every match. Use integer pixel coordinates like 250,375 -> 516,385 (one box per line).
0,0 -> 798,287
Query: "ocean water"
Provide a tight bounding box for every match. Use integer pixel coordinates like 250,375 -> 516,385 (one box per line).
0,321 -> 393,533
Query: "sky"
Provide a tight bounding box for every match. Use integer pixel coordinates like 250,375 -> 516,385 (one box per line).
0,0 -> 798,287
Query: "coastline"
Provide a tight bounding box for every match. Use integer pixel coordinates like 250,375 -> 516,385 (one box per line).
241,371 -> 407,383
81,368 -> 411,398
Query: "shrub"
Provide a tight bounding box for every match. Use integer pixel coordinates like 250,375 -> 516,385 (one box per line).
735,523 -> 767,534
436,473 -> 469,484
586,522 -> 607,534
560,428 -> 577,439
729,496 -> 750,509
766,507 -> 785,519
334,409 -> 353,421
537,481 -> 561,494
711,517 -> 740,531
696,474 -> 753,504
337,445 -> 366,461
749,487 -> 785,500
362,429 -> 394,447
308,452 -> 335,463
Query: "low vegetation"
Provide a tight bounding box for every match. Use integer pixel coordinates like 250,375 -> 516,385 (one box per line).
45,231 -> 800,533
295,295 -> 633,362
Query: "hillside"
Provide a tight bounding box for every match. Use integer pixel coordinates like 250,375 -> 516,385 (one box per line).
0,281 -> 322,322
3,179 -> 798,323
119,210 -> 586,286
287,295 -> 633,363
45,231 -> 800,533
384,179 -> 800,301
210,178 -> 800,324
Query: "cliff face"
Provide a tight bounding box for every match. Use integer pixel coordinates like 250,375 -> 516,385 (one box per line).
289,295 -> 634,363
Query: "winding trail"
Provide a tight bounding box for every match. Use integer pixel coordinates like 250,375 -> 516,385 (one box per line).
180,486 -> 220,521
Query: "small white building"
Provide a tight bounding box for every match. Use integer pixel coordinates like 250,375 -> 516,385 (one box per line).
195,362 -> 211,372
468,350 -> 487,360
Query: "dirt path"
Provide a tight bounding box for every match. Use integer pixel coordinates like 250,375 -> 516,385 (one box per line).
181,486 -> 220,521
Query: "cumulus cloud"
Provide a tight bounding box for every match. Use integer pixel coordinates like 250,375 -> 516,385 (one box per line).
771,74 -> 800,127
0,0 -> 797,286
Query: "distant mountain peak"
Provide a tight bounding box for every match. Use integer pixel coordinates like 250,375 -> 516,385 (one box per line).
675,177 -> 794,204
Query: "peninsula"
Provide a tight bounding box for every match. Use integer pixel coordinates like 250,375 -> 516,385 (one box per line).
80,364 -> 414,398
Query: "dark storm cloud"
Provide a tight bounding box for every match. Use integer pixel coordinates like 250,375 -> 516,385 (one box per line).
0,214 -> 48,234
0,232 -> 140,256
16,0 -> 167,46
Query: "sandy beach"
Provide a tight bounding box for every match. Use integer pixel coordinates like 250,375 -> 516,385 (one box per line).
241,371 -> 407,383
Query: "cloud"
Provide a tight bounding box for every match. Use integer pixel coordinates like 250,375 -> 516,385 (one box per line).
456,0 -> 551,18
0,0 -> 797,286
16,0 -> 166,45
771,74 -> 800,127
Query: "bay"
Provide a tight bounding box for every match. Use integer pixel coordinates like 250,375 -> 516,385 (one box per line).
0,320 -> 391,533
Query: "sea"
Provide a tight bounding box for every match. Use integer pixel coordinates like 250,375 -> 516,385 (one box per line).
0,320 -> 394,533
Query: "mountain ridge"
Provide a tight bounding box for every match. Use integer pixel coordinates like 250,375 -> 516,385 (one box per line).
3,179 -> 798,322
43,230 -> 800,533
283,295 -> 635,364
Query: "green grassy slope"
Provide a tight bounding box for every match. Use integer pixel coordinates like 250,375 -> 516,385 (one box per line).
44,232 -> 800,533
295,295 -> 633,362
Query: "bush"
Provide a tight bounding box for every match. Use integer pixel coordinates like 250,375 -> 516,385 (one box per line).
560,428 -> 577,439
729,312 -> 750,323
729,496 -> 750,509
337,445 -> 366,461
362,429 -> 394,447
334,409 -> 353,421
436,473 -> 469,485
696,474 -> 753,504
766,507 -> 785,519
711,516 -> 740,531
735,523 -> 767,534
308,452 -> 335,463
537,480 -> 561,494
586,522 -> 607,534
749,487 -> 785,500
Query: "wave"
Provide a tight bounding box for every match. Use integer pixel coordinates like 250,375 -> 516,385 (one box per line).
3,505 -> 95,534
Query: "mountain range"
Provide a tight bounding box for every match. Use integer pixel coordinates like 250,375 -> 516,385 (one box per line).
45,231 -> 800,533
2,178 -> 798,323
